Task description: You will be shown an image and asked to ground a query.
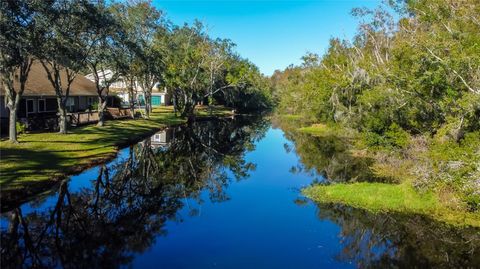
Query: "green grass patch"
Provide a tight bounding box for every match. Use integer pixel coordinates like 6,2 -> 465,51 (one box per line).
298,123 -> 356,139
280,114 -> 303,120
303,182 -> 480,227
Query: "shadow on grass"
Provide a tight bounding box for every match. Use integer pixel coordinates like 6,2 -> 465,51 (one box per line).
0,112 -> 192,211
1,148 -> 62,187
0,146 -> 118,212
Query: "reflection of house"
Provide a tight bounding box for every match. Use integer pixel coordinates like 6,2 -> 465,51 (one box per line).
140,128 -> 175,150
150,128 -> 174,148
85,70 -> 170,107
0,61 -> 112,131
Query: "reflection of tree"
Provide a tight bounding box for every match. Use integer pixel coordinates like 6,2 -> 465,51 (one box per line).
315,203 -> 480,268
274,117 -> 380,183
1,116 -> 269,268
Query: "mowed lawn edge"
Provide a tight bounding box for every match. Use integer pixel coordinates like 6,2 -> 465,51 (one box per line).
0,106 -> 232,191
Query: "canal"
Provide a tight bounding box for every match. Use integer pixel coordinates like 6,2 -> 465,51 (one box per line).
1,116 -> 479,268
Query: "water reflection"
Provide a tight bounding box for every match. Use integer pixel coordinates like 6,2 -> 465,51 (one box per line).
145,128 -> 175,149
1,116 -> 269,268
2,116 -> 479,268
274,117 -> 379,183
275,116 -> 479,268
314,203 -> 480,268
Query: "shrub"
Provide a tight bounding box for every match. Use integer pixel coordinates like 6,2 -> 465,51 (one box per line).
385,123 -> 410,149
428,132 -> 480,211
16,121 -> 26,134
362,123 -> 410,149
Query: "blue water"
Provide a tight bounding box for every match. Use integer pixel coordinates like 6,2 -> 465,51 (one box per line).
132,127 -> 348,268
1,118 -> 478,268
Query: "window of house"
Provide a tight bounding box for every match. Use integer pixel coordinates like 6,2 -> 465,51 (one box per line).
26,99 -> 35,115
45,98 -> 57,112
38,99 -> 46,112
66,97 -> 75,112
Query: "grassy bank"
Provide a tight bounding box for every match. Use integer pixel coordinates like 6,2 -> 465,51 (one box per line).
0,106 -> 232,192
297,122 -> 480,227
303,183 -> 480,227
299,123 -> 357,139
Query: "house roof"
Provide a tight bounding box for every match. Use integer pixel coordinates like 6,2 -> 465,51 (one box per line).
85,69 -> 166,94
85,69 -> 115,82
1,61 -> 97,97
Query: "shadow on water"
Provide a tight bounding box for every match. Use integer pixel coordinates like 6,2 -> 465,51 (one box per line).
311,202 -> 480,268
0,116 -> 269,268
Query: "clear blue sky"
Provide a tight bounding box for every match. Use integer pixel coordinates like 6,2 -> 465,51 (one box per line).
153,0 -> 381,75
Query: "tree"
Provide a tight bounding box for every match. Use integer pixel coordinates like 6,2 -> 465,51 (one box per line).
163,23 -> 272,118
0,0 -> 40,142
215,57 -> 273,112
84,1 -> 122,126
85,1 -> 121,126
203,38 -> 235,111
112,0 -> 165,120
138,47 -> 161,118
135,3 -> 166,119
112,23 -> 139,120
163,22 -> 211,120
37,0 -> 96,134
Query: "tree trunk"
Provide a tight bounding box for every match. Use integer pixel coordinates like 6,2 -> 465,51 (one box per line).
179,90 -> 197,122
8,107 -> 18,143
5,92 -> 21,143
129,88 -> 135,119
97,97 -> 107,127
58,103 -> 68,134
172,93 -> 178,116
144,91 -> 152,119
181,103 -> 196,122
208,95 -> 213,116
2,76 -> 21,143
145,103 -> 150,119
130,104 -> 135,119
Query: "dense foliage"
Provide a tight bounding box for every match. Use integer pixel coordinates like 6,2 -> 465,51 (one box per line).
162,21 -> 273,117
272,0 -> 480,211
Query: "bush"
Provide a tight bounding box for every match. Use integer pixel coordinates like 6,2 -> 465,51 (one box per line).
16,121 -> 26,134
362,123 -> 411,149
385,123 -> 410,148
428,132 -> 480,211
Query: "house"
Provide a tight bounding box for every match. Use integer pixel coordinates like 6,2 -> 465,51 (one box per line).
0,61 -> 113,132
85,70 -> 170,108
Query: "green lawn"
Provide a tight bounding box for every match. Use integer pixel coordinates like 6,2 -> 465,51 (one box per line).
0,106 -> 232,191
